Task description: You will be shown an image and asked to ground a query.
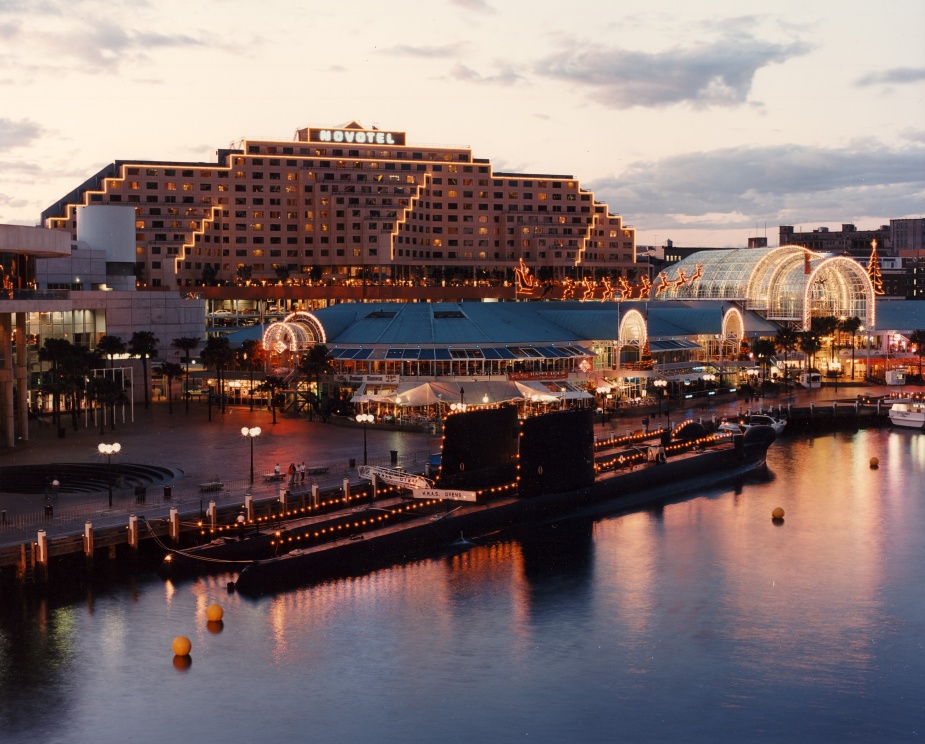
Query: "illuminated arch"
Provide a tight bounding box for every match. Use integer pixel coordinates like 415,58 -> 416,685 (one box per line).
721,306 -> 744,357
619,307 -> 647,348
262,311 -> 327,355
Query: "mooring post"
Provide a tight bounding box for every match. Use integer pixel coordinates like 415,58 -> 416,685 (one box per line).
371,472 -> 378,501
244,494 -> 254,522
343,478 -> 350,503
128,515 -> 139,548
279,488 -> 289,514
209,501 -> 217,531
36,530 -> 48,566
311,484 -> 319,509
83,522 -> 94,558
169,507 -> 180,542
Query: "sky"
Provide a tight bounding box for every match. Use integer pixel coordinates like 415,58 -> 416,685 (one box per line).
1,0 -> 924,248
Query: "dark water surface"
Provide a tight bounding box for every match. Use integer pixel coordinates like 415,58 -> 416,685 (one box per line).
1,429 -> 923,743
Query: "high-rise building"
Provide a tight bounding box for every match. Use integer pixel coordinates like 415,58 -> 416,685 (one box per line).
43,122 -> 637,301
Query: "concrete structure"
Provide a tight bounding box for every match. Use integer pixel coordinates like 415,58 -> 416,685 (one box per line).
42,122 -> 638,300
0,220 -> 205,447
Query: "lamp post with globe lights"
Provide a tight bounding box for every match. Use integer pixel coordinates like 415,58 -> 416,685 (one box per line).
241,426 -> 262,484
98,442 -> 121,508
653,379 -> 668,424
355,413 -> 374,465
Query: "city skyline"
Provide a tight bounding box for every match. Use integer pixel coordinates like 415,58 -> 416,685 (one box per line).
2,0 -> 924,248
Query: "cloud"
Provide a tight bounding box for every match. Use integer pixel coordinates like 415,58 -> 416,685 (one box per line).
536,34 -> 811,109
0,118 -> 45,152
449,61 -> 522,86
590,142 -> 925,233
448,0 -> 493,12
856,67 -> 925,87
383,42 -> 466,58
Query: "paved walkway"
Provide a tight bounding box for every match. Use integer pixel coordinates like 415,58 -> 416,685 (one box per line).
0,381 -> 897,522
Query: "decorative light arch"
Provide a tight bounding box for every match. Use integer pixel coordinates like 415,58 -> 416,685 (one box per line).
619,308 -> 647,349
262,311 -> 327,355
721,306 -> 744,357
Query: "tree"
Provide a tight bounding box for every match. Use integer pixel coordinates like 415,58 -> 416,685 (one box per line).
274,264 -> 290,284
774,326 -> 799,383
297,344 -> 334,421
236,264 -> 253,285
96,334 -> 126,370
155,361 -> 184,414
238,338 -> 267,412
171,336 -> 200,414
256,375 -> 286,424
908,330 -> 925,379
799,331 -> 822,374
87,375 -> 129,434
129,331 -> 159,410
838,316 -> 863,379
868,240 -> 885,295
59,344 -> 99,431
201,264 -> 217,286
200,336 -> 234,418
751,338 -> 777,384
38,337 -> 73,426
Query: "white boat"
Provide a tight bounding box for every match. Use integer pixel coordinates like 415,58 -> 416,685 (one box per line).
889,402 -> 925,429
747,414 -> 787,435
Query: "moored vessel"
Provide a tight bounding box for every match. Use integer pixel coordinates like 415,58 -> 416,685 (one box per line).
231,407 -> 776,595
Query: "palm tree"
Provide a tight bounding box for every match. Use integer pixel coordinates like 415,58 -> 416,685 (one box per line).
200,336 -> 234,418
128,331 -> 159,410
751,338 -> 778,385
907,330 -> 925,380
87,375 -> 129,433
838,316 -> 863,379
297,343 -> 334,421
38,337 -> 73,427
59,344 -> 99,431
155,361 -> 184,414
799,332 -> 822,376
774,327 -> 799,384
256,375 -> 286,424
96,334 -> 126,369
171,336 -> 200,413
238,338 -> 267,412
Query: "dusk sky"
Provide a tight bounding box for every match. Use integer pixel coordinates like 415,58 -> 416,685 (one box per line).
2,0 -> 923,247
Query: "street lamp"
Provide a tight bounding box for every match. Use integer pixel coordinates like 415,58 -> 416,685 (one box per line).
97,442 -> 121,508
355,413 -> 374,465
241,426 -> 262,483
653,379 -> 668,423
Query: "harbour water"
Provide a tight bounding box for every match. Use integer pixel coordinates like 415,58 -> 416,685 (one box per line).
1,427 -> 923,743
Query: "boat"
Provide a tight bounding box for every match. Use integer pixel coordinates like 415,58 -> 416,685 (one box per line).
231,407 -> 776,595
746,413 -> 787,435
888,401 -> 925,429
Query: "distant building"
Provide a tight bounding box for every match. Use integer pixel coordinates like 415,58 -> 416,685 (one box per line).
891,218 -> 925,254
779,224 -> 891,256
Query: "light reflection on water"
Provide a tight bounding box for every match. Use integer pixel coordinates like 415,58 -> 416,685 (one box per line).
1,428 -> 924,743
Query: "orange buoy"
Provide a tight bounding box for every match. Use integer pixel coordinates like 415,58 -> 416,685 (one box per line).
771,507 -> 785,520
206,603 -> 224,622
172,635 -> 192,657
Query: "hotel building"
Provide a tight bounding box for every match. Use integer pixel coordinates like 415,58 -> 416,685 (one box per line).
42,122 -> 638,302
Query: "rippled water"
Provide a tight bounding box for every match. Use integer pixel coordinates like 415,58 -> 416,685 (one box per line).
1,429 -> 923,743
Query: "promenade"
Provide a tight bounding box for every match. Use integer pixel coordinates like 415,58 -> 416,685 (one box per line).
0,380 -> 895,528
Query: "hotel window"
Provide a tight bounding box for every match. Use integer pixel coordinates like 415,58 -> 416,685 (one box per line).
166,182 -> 177,191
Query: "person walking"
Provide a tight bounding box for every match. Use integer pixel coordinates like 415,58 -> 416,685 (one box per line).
299,462 -> 306,483
288,462 -> 297,485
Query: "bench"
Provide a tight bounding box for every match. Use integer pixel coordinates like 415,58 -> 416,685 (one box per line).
198,481 -> 224,492
305,466 -> 329,475
263,474 -> 285,482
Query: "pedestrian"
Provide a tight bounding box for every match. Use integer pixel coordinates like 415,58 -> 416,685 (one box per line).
288,462 -> 296,485
299,462 -> 306,482
274,463 -> 281,478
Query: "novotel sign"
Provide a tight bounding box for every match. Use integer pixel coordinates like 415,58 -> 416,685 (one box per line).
309,128 -> 406,146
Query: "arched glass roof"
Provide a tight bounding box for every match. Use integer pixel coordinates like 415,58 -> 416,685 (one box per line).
653,246 -> 874,330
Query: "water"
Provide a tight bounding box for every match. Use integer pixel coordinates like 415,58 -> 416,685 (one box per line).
2,428 -> 924,743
